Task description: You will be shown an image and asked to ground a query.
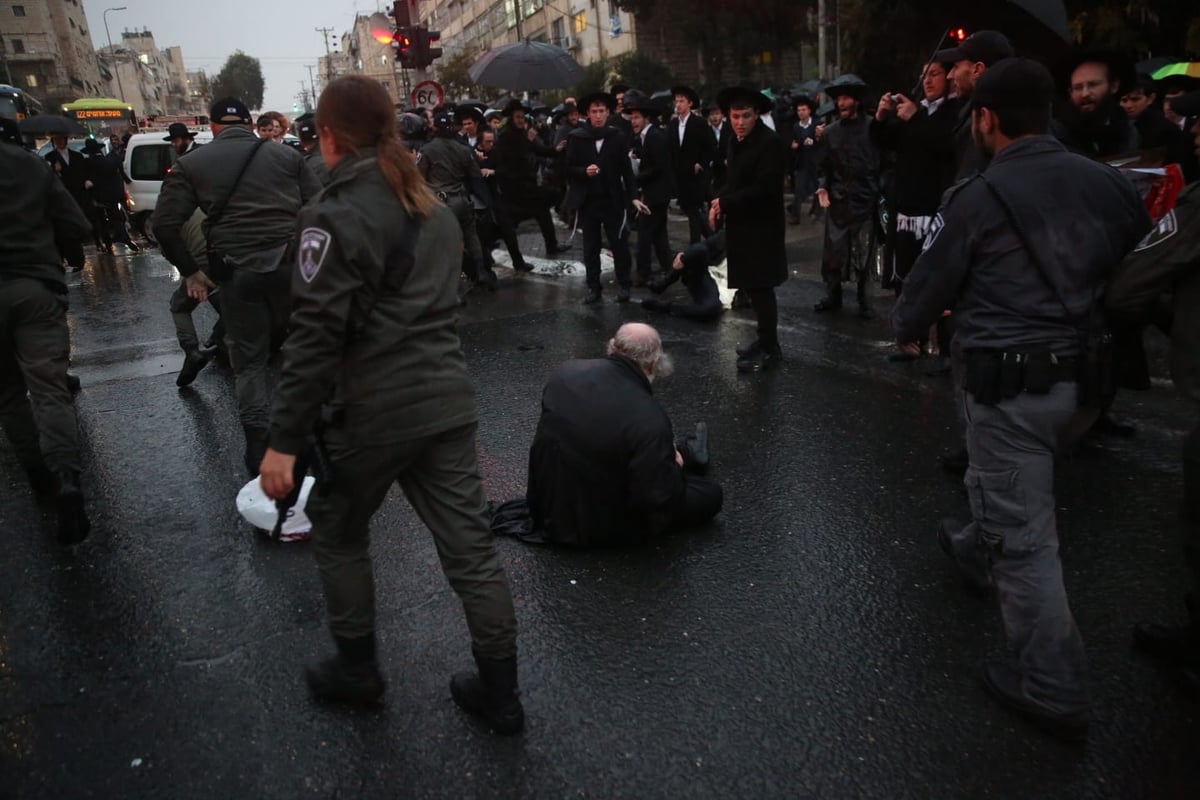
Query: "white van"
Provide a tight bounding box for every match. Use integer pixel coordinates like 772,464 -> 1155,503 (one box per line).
123,129 -> 213,242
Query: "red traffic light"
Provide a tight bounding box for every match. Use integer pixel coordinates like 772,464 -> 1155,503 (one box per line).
953,27 -> 967,41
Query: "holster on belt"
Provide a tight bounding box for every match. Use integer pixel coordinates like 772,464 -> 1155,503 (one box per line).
965,351 -> 1078,406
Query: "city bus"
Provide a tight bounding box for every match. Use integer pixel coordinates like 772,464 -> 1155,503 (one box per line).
61,97 -> 137,135
0,83 -> 43,120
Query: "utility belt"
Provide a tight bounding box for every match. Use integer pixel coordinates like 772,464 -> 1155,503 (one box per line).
435,189 -> 465,201
964,350 -> 1078,406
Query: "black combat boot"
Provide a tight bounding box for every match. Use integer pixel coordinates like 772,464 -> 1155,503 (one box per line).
306,634 -> 386,706
176,348 -> 212,387
55,469 -> 90,545
580,289 -> 602,305
735,340 -> 762,358
450,650 -> 525,735
813,284 -> 842,313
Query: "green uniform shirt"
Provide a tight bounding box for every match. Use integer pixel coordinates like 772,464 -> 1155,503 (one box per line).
269,150 -> 477,454
417,136 -> 481,195
0,144 -> 92,288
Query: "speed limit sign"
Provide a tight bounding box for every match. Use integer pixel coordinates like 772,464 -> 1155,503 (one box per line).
411,80 -> 444,109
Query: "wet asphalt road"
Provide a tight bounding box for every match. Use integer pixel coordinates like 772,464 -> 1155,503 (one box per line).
1,221 -> 1198,799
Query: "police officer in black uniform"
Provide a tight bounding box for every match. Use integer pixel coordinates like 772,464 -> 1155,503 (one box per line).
1,126 -> 94,543
1110,92 -> 1200,694
419,108 -> 495,291
893,59 -> 1150,740
258,76 -> 522,734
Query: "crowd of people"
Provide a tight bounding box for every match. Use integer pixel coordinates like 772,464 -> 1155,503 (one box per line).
3,23 -> 1200,746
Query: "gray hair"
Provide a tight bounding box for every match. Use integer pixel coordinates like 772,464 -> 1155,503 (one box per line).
606,323 -> 674,380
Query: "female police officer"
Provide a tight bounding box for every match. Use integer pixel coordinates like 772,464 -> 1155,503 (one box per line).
258,75 -> 523,735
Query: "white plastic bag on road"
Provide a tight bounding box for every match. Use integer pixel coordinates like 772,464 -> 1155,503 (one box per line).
236,476 -> 315,542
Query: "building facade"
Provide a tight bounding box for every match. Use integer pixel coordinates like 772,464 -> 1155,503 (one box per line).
0,0 -> 105,108
412,0 -> 637,95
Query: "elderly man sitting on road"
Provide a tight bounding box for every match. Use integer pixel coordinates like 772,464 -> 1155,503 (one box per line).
525,323 -> 722,546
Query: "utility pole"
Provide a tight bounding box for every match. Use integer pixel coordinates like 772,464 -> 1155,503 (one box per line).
316,26 -> 336,82
306,64 -> 319,103
817,0 -> 827,80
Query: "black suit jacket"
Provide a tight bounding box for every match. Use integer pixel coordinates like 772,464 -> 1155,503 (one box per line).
44,148 -> 88,199
632,126 -> 675,206
669,113 -> 716,205
563,125 -> 636,212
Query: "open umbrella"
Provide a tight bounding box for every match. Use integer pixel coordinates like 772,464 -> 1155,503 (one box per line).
469,41 -> 585,90
456,97 -> 489,110
19,114 -> 87,137
1152,62 -> 1200,81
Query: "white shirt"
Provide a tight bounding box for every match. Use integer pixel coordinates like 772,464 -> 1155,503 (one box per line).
678,117 -> 687,146
921,97 -> 946,114
595,138 -> 604,153
711,122 -> 723,142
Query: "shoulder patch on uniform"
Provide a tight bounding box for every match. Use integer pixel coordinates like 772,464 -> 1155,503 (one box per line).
921,213 -> 945,253
1133,210 -> 1177,253
298,227 -> 332,283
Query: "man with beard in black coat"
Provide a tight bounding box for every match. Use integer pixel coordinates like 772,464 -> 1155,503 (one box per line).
709,86 -> 788,372
813,74 -> 880,320
526,323 -> 721,546
1052,49 -> 1140,159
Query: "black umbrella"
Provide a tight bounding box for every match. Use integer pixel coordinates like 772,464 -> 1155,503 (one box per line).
1135,56 -> 1178,77
456,97 -> 488,110
649,89 -> 674,114
19,114 -> 87,137
469,41 -> 586,90
1005,0 -> 1070,44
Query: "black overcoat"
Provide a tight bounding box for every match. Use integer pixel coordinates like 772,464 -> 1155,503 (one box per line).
717,122 -> 788,289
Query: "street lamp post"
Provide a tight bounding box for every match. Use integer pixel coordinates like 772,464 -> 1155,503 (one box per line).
103,7 -> 128,102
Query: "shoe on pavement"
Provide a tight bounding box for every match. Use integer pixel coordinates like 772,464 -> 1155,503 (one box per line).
736,340 -> 762,358
176,349 -> 212,387
978,660 -> 1089,743
813,295 -> 843,313
305,656 -> 386,706
55,469 -> 90,545
1092,412 -> 1136,438
737,349 -> 781,373
581,290 -> 602,306
616,287 -> 631,303
450,652 -> 525,736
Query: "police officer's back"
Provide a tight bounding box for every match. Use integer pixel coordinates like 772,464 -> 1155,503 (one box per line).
0,137 -> 94,543
418,110 -> 492,289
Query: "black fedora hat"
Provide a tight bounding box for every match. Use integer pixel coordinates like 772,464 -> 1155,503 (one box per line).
501,97 -> 532,116
578,91 -> 616,112
455,104 -> 485,124
162,121 -> 197,141
670,85 -> 700,107
716,85 -> 773,115
82,138 -> 105,154
823,73 -> 869,99
621,89 -> 659,115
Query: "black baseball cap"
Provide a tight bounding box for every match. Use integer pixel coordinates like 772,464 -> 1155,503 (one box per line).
209,97 -> 252,125
935,30 -> 1014,67
970,58 -> 1055,112
296,118 -> 318,140
1171,91 -> 1200,118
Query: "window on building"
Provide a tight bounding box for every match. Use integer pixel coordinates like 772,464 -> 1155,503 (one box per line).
69,18 -> 75,28
11,39 -> 25,54
551,17 -> 564,45
504,0 -> 516,29
26,74 -> 38,88
13,5 -> 26,16
574,12 -> 586,33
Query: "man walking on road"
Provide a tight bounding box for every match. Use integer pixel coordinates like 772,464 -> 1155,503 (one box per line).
0,131 -> 94,543
564,91 -> 638,305
154,97 -> 322,476
892,59 -> 1150,740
